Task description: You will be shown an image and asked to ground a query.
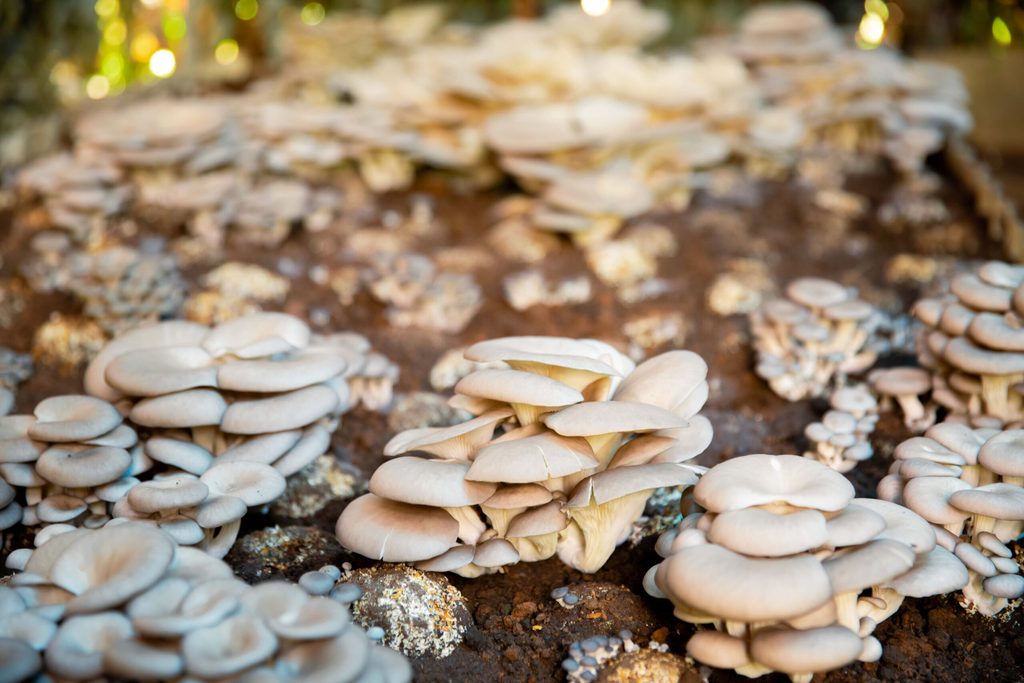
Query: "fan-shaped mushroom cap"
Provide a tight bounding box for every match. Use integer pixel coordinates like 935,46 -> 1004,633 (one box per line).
182,614 -> 278,678
926,422 -> 988,463
749,625 -> 863,675
221,384 -> 340,435
84,423 -> 137,448
202,312 -> 310,359
659,544 -> 832,621
950,273 -> 1013,311
35,445 -> 132,488
383,409 -> 513,460
219,430 -> 302,465
37,495 -> 87,523
127,475 -> 210,514
968,313 -> 1024,352
201,462 -> 286,507
984,574 -> 1024,599
416,545 -> 477,573
273,425 -> 332,477
85,321 -> 209,401
466,432 -> 597,483
0,637 -> 41,683
949,483 -> 1024,520
456,369 -> 583,407
607,433 -> 678,468
506,500 -> 568,537
336,493 -> 459,562
29,396 -> 122,443
708,508 -> 828,557
103,638 -> 184,680
217,352 -> 347,393
894,436 -> 966,466
369,457 -> 496,507
824,502 -> 886,547
978,429 -> 1024,477
884,546 -> 968,597
129,577 -> 246,637
145,437 -> 214,475
241,582 -> 350,641
0,416 -> 43,464
544,401 -> 688,437
613,351 -> 709,418
872,367 -> 931,397
853,498 -> 937,554
566,462 -> 699,507
483,483 -> 554,509
130,389 -> 228,428
473,538 -> 520,568
0,609 -> 56,650
903,476 -> 972,525
694,454 -> 854,513
104,347 -> 217,397
823,539 -> 916,593
192,494 -> 248,529
49,524 -> 176,614
686,631 -> 750,670
45,611 -> 133,680
786,278 -> 849,309
944,337 -> 1024,376
273,627 -> 376,683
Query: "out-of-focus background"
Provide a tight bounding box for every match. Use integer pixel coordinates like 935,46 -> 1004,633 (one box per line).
1,1 -> 1021,161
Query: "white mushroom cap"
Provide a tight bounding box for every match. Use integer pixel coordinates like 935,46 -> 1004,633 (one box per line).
48,524 -> 176,615
544,401 -> 688,437
786,278 -> 849,309
145,438 -> 214,475
103,638 -> 184,680
0,637 -> 41,683
822,539 -> 916,594
383,409 -> 513,460
749,625 -> 863,675
369,457 -> 496,507
455,369 -> 583,408
472,538 -> 520,568
35,445 -> 132,488
335,493 -> 459,562
221,384 -> 340,435
566,462 -> 699,507
415,545 -> 477,573
978,429 -> 1024,477
506,500 -> 568,537
871,367 -> 931,397
853,498 -> 937,554
44,611 -> 133,680
694,454 -> 854,513
127,475 -> 210,514
686,631 -> 750,670
201,462 -> 286,507
466,432 -> 597,483
29,396 -> 122,443
483,483 -> 554,509
217,352 -> 347,393
202,312 -> 310,359
884,546 -> 968,597
612,350 -> 709,418
104,346 -> 218,397
182,614 -> 278,678
130,389 -> 228,428
707,508 -> 828,557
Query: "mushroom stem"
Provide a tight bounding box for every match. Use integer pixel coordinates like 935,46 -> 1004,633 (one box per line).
979,374 -> 1020,422
894,395 -> 926,427
961,571 -> 1007,616
866,587 -> 905,625
585,433 -> 623,466
833,592 -> 859,632
444,506 -> 487,545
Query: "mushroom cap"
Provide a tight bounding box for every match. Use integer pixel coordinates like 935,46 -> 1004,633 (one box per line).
193,494 -> 248,529
0,637 -> 41,683
104,346 -> 218,397
273,425 -> 332,477
893,436 -> 966,466
455,369 -> 583,408
694,454 -> 854,513
44,611 -> 134,680
903,476 -> 972,525
544,400 -> 688,437
749,625 -> 863,675
943,337 -> 1024,376
829,386 -> 878,414
464,336 -> 634,376
35,445 -> 132,488
241,582 -> 350,641
383,408 -> 513,459
472,538 -> 520,568
823,299 -> 874,322
871,367 -> 931,397
660,543 -> 832,621
103,637 -> 184,680
506,500 -> 568,537
220,384 -> 340,435
217,352 -> 347,393
786,278 -> 849,309
200,462 -> 286,507
612,350 -> 709,418
145,437 -> 214,475
29,395 -> 122,443
686,631 -> 750,670
127,475 -> 210,514
466,432 -> 597,483
978,429 -> 1024,477
949,483 -> 1024,520
49,524 -> 176,614
85,321 -> 209,401
218,430 -> 302,466
369,457 -> 497,507
483,483 -> 554,509
566,462 -> 699,507
983,574 -> 1024,599
416,544 -> 476,573
968,313 -> 1024,352
853,498 -> 937,554
130,389 -> 228,428
824,502 -> 887,547
182,614 -> 279,679
0,416 -> 43,464
823,539 -> 916,593
950,273 -> 1012,312
335,493 -> 459,562
885,546 -> 968,597
925,422 -> 988,464
202,312 -> 311,359
708,508 -> 828,557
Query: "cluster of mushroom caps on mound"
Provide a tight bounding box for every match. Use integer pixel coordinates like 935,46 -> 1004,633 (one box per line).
0,312 -> 394,558
0,523 -> 411,682
336,336 -> 712,575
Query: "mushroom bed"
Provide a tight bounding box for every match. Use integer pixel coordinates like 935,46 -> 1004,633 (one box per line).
3,167 -> 1023,681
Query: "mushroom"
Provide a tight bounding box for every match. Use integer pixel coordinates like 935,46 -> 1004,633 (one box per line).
335,493 -> 459,562
44,612 -> 133,680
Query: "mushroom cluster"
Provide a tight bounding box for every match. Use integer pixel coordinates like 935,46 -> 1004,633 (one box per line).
913,260 -> 1024,425
0,347 -> 33,416
0,523 -> 411,682
752,278 -> 882,401
366,252 -> 483,334
803,385 -> 879,472
870,366 -> 936,432
337,336 -> 713,575
878,423 -> 1024,615
646,454 -> 967,682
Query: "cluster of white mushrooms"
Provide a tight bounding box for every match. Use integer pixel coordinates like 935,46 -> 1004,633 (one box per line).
0,523 -> 411,682
878,423 -> 1024,615
803,385 -> 879,473
645,454 -> 967,683
0,312 -> 395,558
337,336 -> 712,575
913,261 -> 1024,425
752,277 -> 882,401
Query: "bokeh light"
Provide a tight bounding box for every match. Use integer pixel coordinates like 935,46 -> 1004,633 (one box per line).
992,17 -> 1012,47
163,14 -> 188,41
215,38 -> 240,65
130,32 -> 160,63
149,48 -> 176,78
235,0 -> 259,21
85,74 -> 110,99
581,0 -> 611,18
301,2 -> 326,26
858,12 -> 886,48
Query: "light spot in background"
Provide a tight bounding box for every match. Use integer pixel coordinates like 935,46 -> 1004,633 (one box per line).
131,32 -> 160,62
235,0 -> 259,21
301,2 -> 326,26
992,17 -> 1012,47
857,11 -> 885,48
86,74 -> 110,99
149,48 -> 176,78
581,0 -> 611,18
215,38 -> 240,65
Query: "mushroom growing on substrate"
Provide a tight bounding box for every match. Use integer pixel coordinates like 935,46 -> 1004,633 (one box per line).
803,385 -> 878,472
751,277 -> 883,401
0,523 -> 411,682
870,366 -> 936,432
912,260 -> 1024,425
878,422 -> 1024,615
337,336 -> 713,575
645,453 -> 967,682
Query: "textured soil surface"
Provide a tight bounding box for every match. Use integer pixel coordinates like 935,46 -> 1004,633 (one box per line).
2,157 -> 1023,682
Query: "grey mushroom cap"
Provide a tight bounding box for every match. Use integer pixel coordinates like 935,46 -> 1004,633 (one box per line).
200,462 -> 286,507
0,637 -> 41,683
145,438 -> 214,475
130,389 -> 228,428
544,400 -> 689,437
884,546 -> 968,597
202,312 -> 311,359
822,539 -> 916,593
35,445 -> 132,488
335,493 -> 459,562
192,495 -> 248,528
182,614 -> 279,679
749,625 -> 863,675
104,346 -> 218,397
369,457 -> 497,507
29,395 -> 122,443
466,431 -> 597,483
127,475 -> 210,514
694,454 -> 854,513
220,384 -> 340,435
943,337 -> 1024,376
103,638 -> 184,680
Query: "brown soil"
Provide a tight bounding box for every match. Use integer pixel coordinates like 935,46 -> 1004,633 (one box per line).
1,158 -> 1022,682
